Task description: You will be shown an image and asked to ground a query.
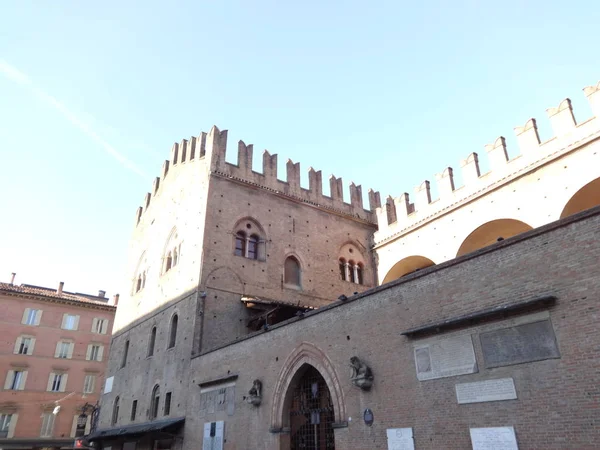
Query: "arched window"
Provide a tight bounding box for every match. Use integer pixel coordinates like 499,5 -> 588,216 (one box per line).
148,327 -> 156,357
142,272 -> 146,289
136,276 -> 142,293
284,256 -> 301,287
247,235 -> 259,260
112,396 -> 120,425
150,385 -> 160,419
339,258 -> 347,281
348,260 -> 356,283
173,247 -> 178,267
356,263 -> 363,285
165,252 -> 172,273
168,315 -> 178,349
234,231 -> 246,257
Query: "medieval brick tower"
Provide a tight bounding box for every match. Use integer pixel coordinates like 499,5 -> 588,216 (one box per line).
94,79 -> 600,450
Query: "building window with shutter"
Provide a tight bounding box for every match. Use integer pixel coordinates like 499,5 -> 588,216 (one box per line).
5,370 -> 27,390
87,344 -> 103,361
62,314 -> 79,330
40,412 -> 55,437
47,372 -> 67,392
83,375 -> 96,394
15,336 -> 34,355
0,413 -> 15,438
22,308 -> 41,326
92,318 -> 108,334
56,341 -> 73,359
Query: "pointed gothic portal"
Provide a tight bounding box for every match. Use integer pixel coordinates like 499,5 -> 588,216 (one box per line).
288,365 -> 336,450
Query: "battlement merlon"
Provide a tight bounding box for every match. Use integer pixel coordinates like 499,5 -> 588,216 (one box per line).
374,78 -> 600,236
135,125 -> 381,226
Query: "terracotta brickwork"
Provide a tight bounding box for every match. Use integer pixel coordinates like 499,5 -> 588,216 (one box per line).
96,78 -> 600,449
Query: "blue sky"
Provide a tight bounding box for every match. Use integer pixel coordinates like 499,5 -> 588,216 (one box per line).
1,1 -> 599,296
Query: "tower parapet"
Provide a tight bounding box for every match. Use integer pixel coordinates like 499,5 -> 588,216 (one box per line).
375,79 -> 600,245
134,126 -> 380,225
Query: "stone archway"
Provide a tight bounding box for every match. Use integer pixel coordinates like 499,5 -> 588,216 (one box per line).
560,177 -> 600,219
271,343 -> 345,450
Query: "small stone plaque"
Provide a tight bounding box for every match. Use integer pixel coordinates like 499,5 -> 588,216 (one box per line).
386,428 -> 415,450
470,427 -> 519,449
456,378 -> 517,404
414,334 -> 478,381
480,320 -> 560,369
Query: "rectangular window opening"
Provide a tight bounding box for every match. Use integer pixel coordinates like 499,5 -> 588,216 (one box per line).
130,400 -> 138,421
164,392 -> 172,416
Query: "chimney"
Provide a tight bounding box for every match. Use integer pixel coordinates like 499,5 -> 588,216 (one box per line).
10,273 -> 16,285
111,294 -> 120,307
98,290 -> 106,298
57,282 -> 64,295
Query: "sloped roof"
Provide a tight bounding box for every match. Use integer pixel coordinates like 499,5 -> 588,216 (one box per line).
0,283 -> 116,309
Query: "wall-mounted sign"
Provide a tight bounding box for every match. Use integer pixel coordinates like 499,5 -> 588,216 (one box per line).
363,408 -> 374,426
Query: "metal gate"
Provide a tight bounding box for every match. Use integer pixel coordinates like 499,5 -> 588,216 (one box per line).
289,366 -> 335,450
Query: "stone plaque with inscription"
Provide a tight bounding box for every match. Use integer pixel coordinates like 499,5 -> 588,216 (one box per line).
414,334 -> 478,381
480,320 -> 560,368
456,378 -> 517,404
386,428 -> 415,450
470,427 -> 519,450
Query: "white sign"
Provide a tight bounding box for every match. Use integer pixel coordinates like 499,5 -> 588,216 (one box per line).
386,428 -> 415,450
414,334 -> 477,381
456,378 -> 517,404
103,376 -> 114,394
470,427 -> 519,450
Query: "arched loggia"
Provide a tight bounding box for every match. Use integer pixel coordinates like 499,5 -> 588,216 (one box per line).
560,177 -> 600,219
381,255 -> 435,284
456,219 -> 533,257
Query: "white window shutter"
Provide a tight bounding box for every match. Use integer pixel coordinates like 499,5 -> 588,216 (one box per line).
70,415 -> 78,438
92,318 -> 98,333
98,346 -> 104,361
13,337 -> 21,354
7,413 -> 17,438
74,315 -> 80,330
29,338 -> 36,355
60,374 -> 68,392
61,314 -> 68,329
102,320 -> 108,334
67,343 -> 74,359
22,309 -> 30,324
47,373 -> 55,391
55,342 -> 61,358
4,370 -> 14,389
35,310 -> 42,326
18,371 -> 27,390
214,421 -> 224,450
86,345 -> 92,361
202,423 -> 212,450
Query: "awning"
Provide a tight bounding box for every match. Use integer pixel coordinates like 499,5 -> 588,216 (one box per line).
86,417 -> 185,442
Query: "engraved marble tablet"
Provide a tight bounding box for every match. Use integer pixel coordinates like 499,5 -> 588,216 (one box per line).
480,320 -> 560,368
414,334 -> 477,381
386,428 -> 415,450
470,427 -> 519,449
456,378 -> 517,404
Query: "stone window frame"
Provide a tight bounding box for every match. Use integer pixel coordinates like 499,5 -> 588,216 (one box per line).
147,326 -> 157,357
232,217 -> 267,262
283,254 -> 303,290
150,384 -> 160,420
167,314 -> 178,349
338,242 -> 366,285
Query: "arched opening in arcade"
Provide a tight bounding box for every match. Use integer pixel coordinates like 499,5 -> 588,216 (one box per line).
282,364 -> 336,450
381,255 -> 435,284
456,219 -> 533,257
560,177 -> 600,219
